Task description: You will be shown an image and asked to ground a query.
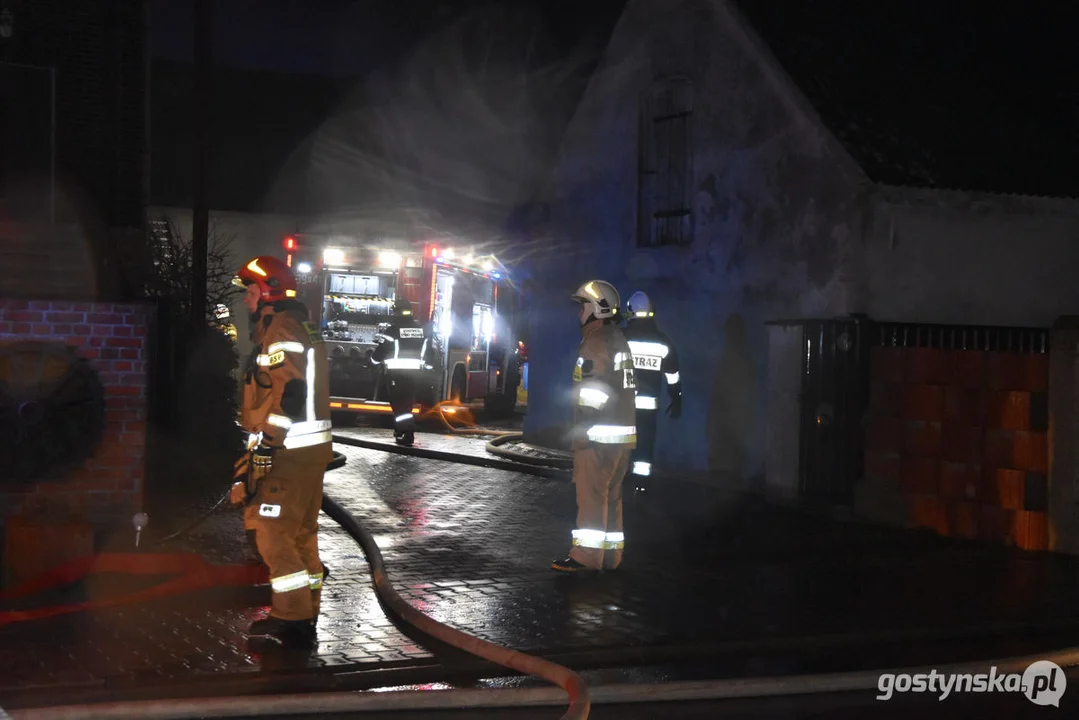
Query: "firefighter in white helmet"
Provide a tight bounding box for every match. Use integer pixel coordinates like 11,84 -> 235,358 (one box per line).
230,254 -> 333,648
623,291 -> 681,493
553,280 -> 637,573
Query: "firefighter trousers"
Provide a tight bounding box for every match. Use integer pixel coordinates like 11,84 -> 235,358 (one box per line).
244,444 -> 331,622
629,408 -> 658,479
388,372 -> 418,436
569,443 -> 631,570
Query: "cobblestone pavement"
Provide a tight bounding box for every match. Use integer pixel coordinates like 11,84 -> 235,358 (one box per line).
5,436 -> 1079,708
323,443 -> 1079,649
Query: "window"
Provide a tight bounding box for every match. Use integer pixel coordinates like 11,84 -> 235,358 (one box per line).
636,76 -> 694,248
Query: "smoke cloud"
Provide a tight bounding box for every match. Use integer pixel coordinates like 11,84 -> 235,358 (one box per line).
270,2 -> 603,258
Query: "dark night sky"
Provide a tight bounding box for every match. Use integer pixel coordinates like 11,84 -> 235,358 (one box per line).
151,0 -> 433,77
149,0 -> 1079,199
734,0 -> 1079,195
147,0 -> 629,214
149,0 -> 623,78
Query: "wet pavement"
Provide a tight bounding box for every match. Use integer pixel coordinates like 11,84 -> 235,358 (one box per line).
4,432 -> 1079,712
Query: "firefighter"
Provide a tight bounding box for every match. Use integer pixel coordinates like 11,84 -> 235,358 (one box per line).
371,297 -> 431,446
622,291 -> 682,494
214,303 -> 238,343
553,280 -> 637,573
229,255 -> 333,647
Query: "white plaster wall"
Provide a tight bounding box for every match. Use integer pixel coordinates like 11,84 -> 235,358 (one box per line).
863,189 -> 1079,327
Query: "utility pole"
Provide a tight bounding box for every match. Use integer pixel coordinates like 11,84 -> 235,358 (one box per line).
190,0 -> 211,327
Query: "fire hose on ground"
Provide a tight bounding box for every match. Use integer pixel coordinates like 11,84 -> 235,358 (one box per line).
10,416 -> 1079,716
321,492 -> 590,720
421,400 -> 519,438
7,488 -> 591,720
10,455 -> 1079,718
14,492 -> 1079,720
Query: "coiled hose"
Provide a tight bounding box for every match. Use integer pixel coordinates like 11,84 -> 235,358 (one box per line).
420,400 -> 519,437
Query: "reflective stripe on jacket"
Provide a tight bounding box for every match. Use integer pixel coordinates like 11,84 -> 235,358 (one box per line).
571,321 -> 637,447
624,318 -> 681,409
371,318 -> 431,371
242,303 -> 332,451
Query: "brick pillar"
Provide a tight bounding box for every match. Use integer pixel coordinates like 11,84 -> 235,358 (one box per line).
1048,316 -> 1079,554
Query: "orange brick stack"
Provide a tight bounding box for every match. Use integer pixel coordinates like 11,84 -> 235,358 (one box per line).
863,346 -> 1049,550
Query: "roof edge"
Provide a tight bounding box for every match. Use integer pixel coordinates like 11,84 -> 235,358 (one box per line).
713,0 -> 867,184
870,183 -> 1079,216
517,6 -> 631,210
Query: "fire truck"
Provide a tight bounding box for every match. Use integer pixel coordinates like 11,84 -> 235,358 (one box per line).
280,234 -> 524,419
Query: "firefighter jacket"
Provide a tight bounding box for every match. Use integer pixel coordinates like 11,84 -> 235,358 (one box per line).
571,320 -> 637,448
242,300 -> 332,452
624,318 -> 681,412
371,315 -> 432,371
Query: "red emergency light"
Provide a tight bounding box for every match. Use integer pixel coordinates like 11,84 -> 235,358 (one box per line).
284,236 -> 297,251
430,247 -> 439,258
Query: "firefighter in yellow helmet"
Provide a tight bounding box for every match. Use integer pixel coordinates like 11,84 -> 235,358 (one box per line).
553,280 -> 637,572
230,254 -> 333,647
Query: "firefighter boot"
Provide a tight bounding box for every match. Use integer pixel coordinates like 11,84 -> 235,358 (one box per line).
552,557 -> 596,573
248,616 -> 317,647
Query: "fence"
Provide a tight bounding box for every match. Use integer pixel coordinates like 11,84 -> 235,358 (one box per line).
793,316 -> 1051,550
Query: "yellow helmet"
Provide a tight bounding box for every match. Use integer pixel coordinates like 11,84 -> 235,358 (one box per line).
571,280 -> 620,325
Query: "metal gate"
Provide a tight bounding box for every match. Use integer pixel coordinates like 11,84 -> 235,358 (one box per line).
874,322 -> 1048,354
797,315 -> 872,503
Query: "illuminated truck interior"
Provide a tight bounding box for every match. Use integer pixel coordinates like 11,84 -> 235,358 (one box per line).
313,247 -> 409,402
283,235 -> 523,418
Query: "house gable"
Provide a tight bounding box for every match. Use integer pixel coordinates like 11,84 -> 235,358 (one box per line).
526,0 -> 868,474
709,0 -> 866,184
539,0 -> 864,300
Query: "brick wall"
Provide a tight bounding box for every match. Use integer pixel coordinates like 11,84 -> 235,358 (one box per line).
0,299 -> 150,528
864,346 -> 1050,550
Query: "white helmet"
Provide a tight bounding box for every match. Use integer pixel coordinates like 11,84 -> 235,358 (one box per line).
571,279 -> 620,325
626,291 -> 654,318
